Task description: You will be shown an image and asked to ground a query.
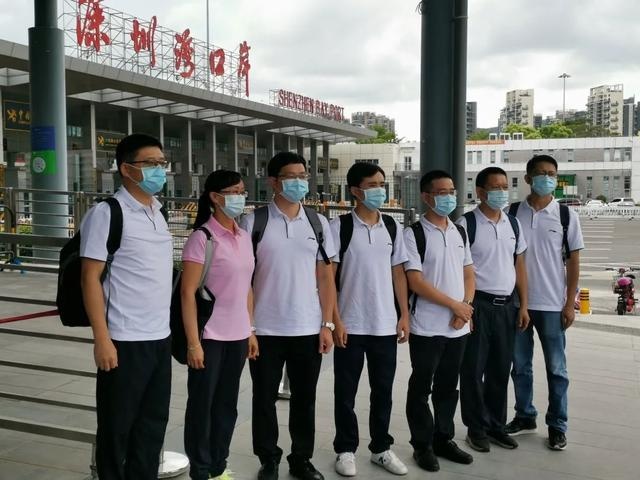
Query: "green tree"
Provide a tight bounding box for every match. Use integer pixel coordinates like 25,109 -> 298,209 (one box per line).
563,119 -> 610,138
503,123 -> 542,139
540,122 -> 573,138
356,124 -> 401,144
468,130 -> 490,140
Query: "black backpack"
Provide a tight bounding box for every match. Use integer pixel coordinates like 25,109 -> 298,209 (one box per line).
334,213 -> 397,291
250,205 -> 331,265
56,198 -> 122,327
462,210 -> 520,263
508,201 -> 571,261
408,220 -> 467,314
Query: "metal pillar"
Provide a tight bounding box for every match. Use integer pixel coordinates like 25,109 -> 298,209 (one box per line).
0,87 -> 4,166
296,137 -> 304,157
322,141 -> 330,201
248,130 -> 258,200
419,0 -> 468,218
90,104 -> 97,169
232,127 -> 238,171
309,140 -> 318,200
29,0 -> 69,247
212,125 -> 217,171
127,110 -> 133,135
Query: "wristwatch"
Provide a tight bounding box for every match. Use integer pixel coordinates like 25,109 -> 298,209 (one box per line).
321,321 -> 335,332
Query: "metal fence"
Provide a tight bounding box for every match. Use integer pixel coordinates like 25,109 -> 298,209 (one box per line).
573,206 -> 640,218
0,187 -> 415,267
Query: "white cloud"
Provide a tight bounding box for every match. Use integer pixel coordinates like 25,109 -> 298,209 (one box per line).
2,0 -> 639,140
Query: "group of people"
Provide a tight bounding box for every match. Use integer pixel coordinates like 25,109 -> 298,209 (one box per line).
79,133 -> 583,480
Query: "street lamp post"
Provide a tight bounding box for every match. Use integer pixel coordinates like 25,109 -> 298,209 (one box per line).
558,73 -> 571,123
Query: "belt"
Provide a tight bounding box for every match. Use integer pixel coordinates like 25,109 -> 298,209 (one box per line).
474,290 -> 513,306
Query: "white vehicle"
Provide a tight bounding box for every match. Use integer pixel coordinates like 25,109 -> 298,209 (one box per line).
609,197 -> 636,207
584,199 -> 605,208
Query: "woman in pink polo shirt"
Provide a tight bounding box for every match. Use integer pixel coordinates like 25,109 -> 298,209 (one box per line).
181,169 -> 257,480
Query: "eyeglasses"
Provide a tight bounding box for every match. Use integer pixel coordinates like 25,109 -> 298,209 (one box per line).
429,189 -> 457,196
128,160 -> 168,169
278,173 -> 310,180
218,190 -> 249,198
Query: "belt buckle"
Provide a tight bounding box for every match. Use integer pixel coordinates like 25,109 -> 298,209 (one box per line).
492,297 -> 507,306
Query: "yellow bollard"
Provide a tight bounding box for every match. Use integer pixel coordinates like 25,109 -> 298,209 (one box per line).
579,288 -> 591,315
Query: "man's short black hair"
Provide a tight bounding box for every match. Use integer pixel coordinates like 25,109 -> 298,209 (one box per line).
476,166 -> 508,188
346,162 -> 386,188
115,133 -> 163,169
526,154 -> 558,175
420,170 -> 453,193
267,152 -> 307,178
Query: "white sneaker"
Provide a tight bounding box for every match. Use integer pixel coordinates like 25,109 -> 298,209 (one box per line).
370,450 -> 408,475
277,382 -> 291,400
335,452 -> 357,476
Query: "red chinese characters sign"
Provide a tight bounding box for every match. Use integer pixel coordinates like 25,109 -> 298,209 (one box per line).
68,0 -> 252,97
76,0 -> 110,52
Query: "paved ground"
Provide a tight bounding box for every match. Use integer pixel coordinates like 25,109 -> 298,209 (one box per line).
1,216 -> 639,479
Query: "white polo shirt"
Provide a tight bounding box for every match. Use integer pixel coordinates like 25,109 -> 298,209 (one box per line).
404,216 -> 473,338
508,199 -> 584,311
456,208 -> 527,296
239,202 -> 337,336
79,187 -> 173,341
330,211 -> 408,336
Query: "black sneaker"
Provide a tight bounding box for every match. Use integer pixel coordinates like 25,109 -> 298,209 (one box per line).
487,431 -> 518,450
465,433 -> 490,453
505,417 -> 537,436
413,449 -> 439,472
289,460 -> 324,480
433,440 -> 474,465
547,428 -> 567,451
258,461 -> 279,480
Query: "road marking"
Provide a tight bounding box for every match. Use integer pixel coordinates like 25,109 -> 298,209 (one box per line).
581,256 -> 610,260
584,241 -> 613,244
585,248 -> 612,251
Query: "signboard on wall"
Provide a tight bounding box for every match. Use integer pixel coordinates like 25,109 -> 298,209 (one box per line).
237,134 -> 254,155
96,130 -> 126,150
270,89 -> 345,122
4,101 -> 31,131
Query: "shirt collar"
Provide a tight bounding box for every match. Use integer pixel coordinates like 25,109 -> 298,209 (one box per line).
475,206 -> 507,224
352,209 -> 383,227
524,196 -> 557,214
420,215 -> 455,232
116,186 -> 162,211
206,215 -> 240,237
268,200 -> 305,221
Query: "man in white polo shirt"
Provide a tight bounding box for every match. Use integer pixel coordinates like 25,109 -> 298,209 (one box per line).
404,170 -> 475,473
240,152 -> 336,480
330,162 -> 410,477
456,166 -> 529,454
505,155 -> 583,451
80,134 -> 173,479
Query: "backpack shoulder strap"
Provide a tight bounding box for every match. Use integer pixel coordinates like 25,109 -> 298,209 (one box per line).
103,197 -> 123,262
303,206 -> 330,265
381,214 -> 397,257
335,214 -> 354,292
462,211 -> 476,246
454,223 -> 468,247
508,201 -> 521,217
251,206 -> 269,260
506,213 -> 520,253
559,204 -> 571,261
410,221 -> 426,264
195,226 -> 214,289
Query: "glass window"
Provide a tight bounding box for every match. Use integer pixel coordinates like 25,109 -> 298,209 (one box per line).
467,151 -> 473,164
490,151 -> 496,164
512,177 -> 518,188
604,149 -> 611,162
567,149 -> 574,162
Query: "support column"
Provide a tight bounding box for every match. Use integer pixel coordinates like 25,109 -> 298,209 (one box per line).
158,115 -> 164,144
267,133 -> 275,159
296,136 -> 304,157
232,127 -> 238,171
322,140 -> 330,201
247,130 -> 258,200
0,88 -> 4,165
212,124 -> 217,171
204,124 -> 216,174
90,103 -> 97,168
287,135 -> 292,152
309,139 -> 318,201
176,120 -> 192,197
127,110 -> 133,135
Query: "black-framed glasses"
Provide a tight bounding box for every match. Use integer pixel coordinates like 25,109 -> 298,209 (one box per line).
128,160 -> 168,168
278,173 -> 310,180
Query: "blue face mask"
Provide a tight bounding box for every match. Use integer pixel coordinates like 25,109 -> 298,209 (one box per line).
532,175 -> 557,196
132,165 -> 166,195
220,194 -> 246,218
486,190 -> 510,210
281,178 -> 309,203
432,194 -> 457,217
361,187 -> 387,210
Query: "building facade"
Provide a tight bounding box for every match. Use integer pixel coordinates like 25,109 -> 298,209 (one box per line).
466,101 -> 477,138
498,89 -> 534,131
587,84 -> 624,135
350,111 -> 396,134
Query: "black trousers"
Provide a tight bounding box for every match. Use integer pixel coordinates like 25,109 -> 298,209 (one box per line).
184,339 -> 248,480
406,333 -> 468,452
333,335 -> 397,454
249,334 -> 322,465
95,336 -> 172,480
460,296 -> 517,437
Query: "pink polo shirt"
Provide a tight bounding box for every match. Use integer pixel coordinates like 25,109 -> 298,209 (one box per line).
182,216 -> 254,341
